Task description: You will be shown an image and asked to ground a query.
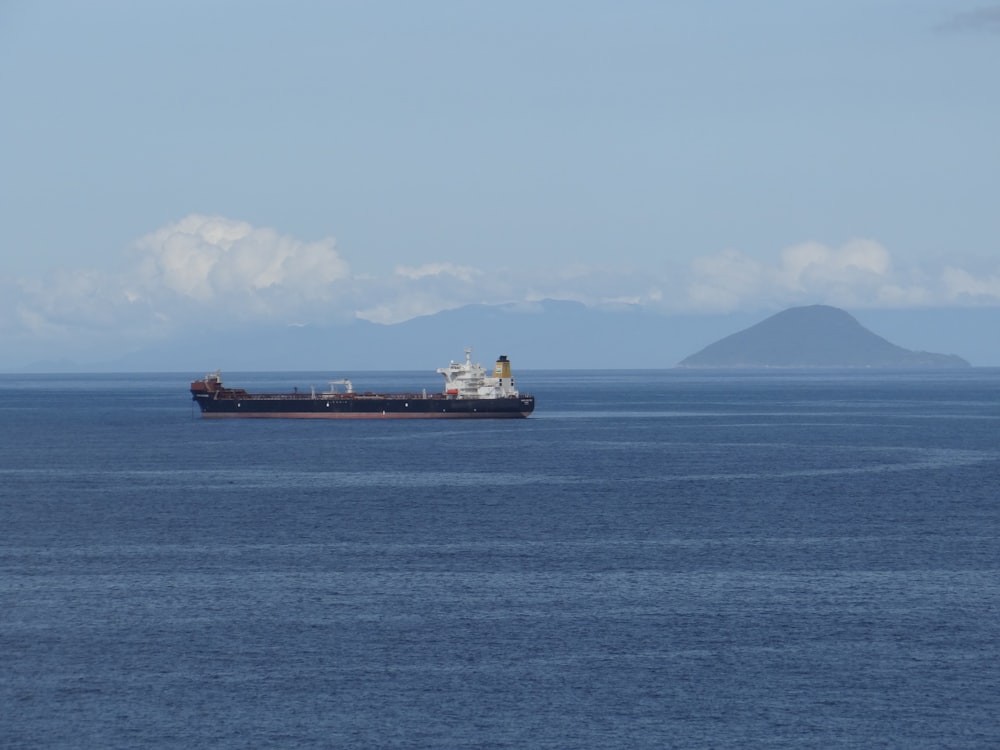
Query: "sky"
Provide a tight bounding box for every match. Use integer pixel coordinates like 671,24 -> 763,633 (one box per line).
1,1 -> 999,368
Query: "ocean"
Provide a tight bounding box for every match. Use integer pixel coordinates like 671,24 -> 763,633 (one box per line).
2,368 -> 999,748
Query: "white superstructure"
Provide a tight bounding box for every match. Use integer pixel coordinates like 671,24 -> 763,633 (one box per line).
437,348 -> 520,399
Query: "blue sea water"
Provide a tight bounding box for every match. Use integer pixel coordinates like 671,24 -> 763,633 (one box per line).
2,368 -> 999,749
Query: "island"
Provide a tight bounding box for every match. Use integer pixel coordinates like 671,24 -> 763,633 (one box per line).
677,305 -> 970,368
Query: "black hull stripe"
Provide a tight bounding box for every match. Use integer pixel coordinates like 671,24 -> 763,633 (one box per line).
198,411 -> 532,419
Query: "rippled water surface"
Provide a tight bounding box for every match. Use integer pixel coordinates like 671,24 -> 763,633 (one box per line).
2,369 -> 999,748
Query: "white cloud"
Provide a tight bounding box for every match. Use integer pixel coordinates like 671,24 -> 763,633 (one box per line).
3,216 -> 358,360
133,215 -> 245,299
17,269 -> 132,330
675,239 -> 950,313
777,239 -> 890,291
942,267 -> 1000,302
873,283 -> 932,307
3,215 -> 999,367
394,262 -> 482,283
133,214 -> 349,305
354,262 -> 491,323
686,249 -> 765,310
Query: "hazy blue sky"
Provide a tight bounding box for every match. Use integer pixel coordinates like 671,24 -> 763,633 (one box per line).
1,1 -> 999,366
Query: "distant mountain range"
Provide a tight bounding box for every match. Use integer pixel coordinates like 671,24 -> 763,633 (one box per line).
10,300 -> 994,372
95,300 -> 765,372
678,305 -> 970,368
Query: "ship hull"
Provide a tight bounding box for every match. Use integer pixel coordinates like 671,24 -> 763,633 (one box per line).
190,350 -> 535,419
193,393 -> 534,419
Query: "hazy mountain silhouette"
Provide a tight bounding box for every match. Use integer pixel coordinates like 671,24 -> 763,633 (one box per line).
14,300 -> 993,372
678,305 -> 970,368
89,300 -> 763,372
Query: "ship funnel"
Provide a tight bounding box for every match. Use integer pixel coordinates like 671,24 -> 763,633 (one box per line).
493,355 -> 512,379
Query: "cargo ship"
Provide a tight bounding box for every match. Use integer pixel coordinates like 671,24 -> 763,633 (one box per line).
190,349 -> 535,419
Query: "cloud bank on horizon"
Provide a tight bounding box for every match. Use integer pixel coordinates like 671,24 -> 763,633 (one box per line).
3,214 -> 999,364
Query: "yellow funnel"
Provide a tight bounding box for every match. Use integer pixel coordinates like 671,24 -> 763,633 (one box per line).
493,355 -> 512,378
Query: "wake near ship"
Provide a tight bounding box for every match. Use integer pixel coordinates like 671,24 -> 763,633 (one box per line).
190,349 -> 535,419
